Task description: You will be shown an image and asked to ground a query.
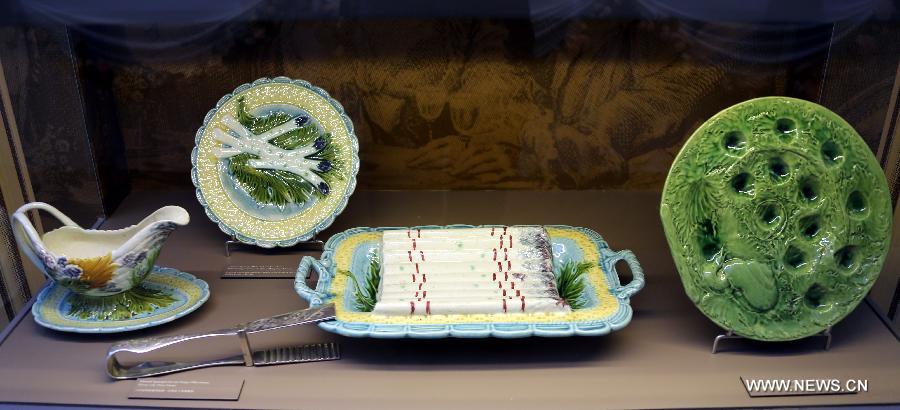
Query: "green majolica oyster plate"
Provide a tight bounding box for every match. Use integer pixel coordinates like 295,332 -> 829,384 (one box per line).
660,96 -> 891,341
192,77 -> 359,248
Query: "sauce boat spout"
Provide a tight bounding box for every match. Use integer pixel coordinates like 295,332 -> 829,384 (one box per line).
111,206 -> 190,260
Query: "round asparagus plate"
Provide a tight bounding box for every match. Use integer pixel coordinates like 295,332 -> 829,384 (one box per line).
294,225 -> 644,338
192,77 -> 359,248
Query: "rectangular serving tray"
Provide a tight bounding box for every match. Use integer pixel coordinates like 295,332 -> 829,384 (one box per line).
294,225 -> 644,338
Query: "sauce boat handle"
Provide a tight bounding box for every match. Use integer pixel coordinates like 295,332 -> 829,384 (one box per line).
10,202 -> 81,274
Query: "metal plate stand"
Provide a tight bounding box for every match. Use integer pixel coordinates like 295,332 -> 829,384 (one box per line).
712,327 -> 832,354
225,235 -> 324,256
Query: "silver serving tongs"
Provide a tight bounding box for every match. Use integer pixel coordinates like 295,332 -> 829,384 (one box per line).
107,303 -> 337,379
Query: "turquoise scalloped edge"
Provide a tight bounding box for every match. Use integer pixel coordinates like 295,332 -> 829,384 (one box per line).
190,76 -> 360,248
32,266 -> 210,334
295,225 -> 645,338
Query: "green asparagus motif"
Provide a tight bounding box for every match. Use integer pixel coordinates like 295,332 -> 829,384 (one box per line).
67,285 -> 177,321
218,97 -> 342,207
343,256 -> 381,312
555,260 -> 593,309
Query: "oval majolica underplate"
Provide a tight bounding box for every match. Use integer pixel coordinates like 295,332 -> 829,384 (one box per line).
660,96 -> 891,341
191,77 -> 359,247
33,266 -> 209,333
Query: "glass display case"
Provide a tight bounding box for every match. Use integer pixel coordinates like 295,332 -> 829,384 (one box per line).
0,0 -> 898,408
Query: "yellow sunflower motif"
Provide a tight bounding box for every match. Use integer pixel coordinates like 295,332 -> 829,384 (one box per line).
70,253 -> 119,288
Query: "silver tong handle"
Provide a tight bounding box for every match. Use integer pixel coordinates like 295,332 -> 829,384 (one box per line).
107,303 -> 336,379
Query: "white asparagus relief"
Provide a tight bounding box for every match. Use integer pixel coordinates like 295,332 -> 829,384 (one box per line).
212,114 -> 327,188
373,227 -> 571,316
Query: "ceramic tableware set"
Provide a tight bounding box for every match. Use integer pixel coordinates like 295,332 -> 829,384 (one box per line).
10,78 -> 890,376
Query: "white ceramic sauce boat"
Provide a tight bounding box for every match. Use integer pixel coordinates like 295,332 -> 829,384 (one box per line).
11,202 -> 189,297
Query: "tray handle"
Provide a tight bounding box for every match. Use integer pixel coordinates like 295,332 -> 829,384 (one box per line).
607,249 -> 645,299
294,256 -> 331,306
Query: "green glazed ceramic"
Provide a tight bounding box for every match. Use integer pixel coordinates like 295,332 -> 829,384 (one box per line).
660,96 -> 891,341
